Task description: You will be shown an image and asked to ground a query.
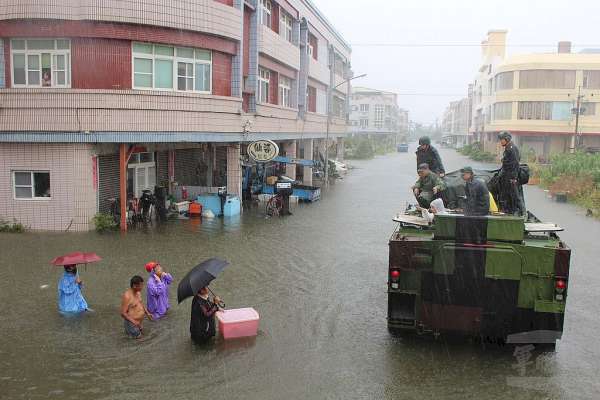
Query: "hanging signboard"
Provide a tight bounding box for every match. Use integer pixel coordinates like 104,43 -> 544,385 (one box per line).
247,140 -> 279,163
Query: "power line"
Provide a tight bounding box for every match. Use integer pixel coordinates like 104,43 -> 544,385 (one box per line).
350,43 -> 600,48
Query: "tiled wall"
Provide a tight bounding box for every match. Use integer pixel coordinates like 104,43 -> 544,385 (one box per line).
0,39 -> 4,88
0,143 -> 96,231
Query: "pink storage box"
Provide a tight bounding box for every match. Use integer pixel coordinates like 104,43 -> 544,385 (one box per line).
216,308 -> 260,339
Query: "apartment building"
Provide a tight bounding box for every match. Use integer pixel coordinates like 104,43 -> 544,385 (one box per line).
471,30 -> 600,159
0,0 -> 352,231
441,97 -> 471,148
348,87 -> 408,138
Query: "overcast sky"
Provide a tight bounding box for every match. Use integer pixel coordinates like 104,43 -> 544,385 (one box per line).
313,0 -> 600,124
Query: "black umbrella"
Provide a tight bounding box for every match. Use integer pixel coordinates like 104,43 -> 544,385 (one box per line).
177,258 -> 229,303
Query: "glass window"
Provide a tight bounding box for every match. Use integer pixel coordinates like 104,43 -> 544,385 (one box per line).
583,71 -> 600,89
493,102 -> 513,120
519,70 -> 575,89
581,102 -> 596,116
178,62 -> 194,91
258,68 -> 270,103
261,0 -> 272,28
13,171 -> 51,199
280,11 -> 294,43
495,71 -> 514,91
176,47 -> 194,59
279,76 -> 292,108
551,102 -> 572,121
132,42 -> 212,93
154,59 -> 173,89
518,102 -> 570,120
11,39 -> 70,87
195,63 -> 211,92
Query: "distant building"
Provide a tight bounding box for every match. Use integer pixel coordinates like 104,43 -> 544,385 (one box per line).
349,87 -> 408,139
471,30 -> 600,159
441,97 -> 471,148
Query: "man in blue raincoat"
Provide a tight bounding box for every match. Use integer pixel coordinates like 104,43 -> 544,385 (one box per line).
58,264 -> 88,313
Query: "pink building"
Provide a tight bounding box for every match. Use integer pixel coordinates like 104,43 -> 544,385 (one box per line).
0,0 -> 352,231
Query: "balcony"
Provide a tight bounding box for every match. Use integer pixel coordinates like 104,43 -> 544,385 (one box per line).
0,0 -> 242,41
308,57 -> 330,86
258,25 -> 300,70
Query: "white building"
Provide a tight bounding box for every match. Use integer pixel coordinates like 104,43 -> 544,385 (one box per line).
348,87 -> 408,138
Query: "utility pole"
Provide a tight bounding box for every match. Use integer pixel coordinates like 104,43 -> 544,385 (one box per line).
571,85 -> 584,153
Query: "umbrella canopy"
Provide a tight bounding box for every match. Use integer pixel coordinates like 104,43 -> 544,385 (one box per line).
177,258 -> 229,303
51,252 -> 102,266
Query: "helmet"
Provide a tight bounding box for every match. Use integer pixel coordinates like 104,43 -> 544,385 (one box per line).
145,261 -> 158,273
418,136 -> 431,146
497,131 -> 512,141
460,166 -> 474,174
417,163 -> 430,171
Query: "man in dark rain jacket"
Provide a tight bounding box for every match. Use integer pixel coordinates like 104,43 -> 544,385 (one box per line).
497,131 -> 524,215
461,166 -> 489,216
416,136 -> 445,177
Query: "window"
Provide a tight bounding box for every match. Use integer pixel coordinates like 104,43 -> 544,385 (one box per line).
11,39 -> 70,87
332,96 -> 345,118
485,106 -> 491,124
495,71 -> 514,91
132,43 -> 212,93
581,102 -> 596,116
360,104 -> 369,112
13,171 -> 51,199
279,75 -> 292,108
359,118 -> 369,129
493,102 -> 513,120
308,34 -> 318,61
260,0 -> 272,28
583,71 -> 600,89
488,79 -> 493,95
374,105 -> 384,128
518,102 -> 572,121
307,44 -> 314,58
519,70 -> 575,89
316,88 -> 327,114
280,11 -> 294,43
258,68 -> 270,103
385,105 -> 393,114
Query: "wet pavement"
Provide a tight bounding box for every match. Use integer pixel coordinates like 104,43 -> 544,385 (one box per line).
1,145 -> 599,400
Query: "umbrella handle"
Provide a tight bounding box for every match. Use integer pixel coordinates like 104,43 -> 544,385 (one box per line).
207,287 -> 226,309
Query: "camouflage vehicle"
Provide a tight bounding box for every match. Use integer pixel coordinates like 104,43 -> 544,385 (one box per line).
387,169 -> 570,346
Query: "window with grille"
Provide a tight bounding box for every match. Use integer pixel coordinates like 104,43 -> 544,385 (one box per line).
374,105 -> 384,128
11,39 -> 70,88
518,101 -> 572,120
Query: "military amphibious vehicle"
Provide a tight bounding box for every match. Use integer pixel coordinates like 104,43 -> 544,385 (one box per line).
387,169 -> 570,346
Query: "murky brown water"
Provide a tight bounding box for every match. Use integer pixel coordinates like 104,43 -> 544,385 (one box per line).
1,147 -> 599,399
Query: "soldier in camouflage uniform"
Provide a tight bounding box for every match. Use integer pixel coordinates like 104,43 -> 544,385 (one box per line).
413,163 -> 445,208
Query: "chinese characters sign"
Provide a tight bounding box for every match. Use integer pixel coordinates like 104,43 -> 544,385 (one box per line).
248,140 -> 279,163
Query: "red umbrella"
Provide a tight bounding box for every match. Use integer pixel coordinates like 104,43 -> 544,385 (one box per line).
51,252 -> 102,266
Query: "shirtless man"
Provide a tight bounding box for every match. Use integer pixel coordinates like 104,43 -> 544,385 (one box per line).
120,275 -> 152,339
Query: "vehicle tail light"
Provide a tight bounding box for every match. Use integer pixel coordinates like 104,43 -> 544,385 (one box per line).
390,270 -> 400,281
555,279 -> 567,301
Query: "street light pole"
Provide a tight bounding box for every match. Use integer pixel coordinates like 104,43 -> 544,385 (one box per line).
324,73 -> 367,187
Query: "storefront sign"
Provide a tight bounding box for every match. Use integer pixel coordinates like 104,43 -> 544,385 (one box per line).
248,140 -> 279,163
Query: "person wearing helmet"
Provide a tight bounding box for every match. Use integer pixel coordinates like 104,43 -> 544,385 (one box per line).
497,131 -> 524,215
416,136 -> 445,177
145,261 -> 173,320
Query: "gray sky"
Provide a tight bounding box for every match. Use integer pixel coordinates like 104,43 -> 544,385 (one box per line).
313,0 -> 600,124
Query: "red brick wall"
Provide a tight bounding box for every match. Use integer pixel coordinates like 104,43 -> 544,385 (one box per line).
269,71 -> 278,105
212,52 -> 232,97
213,0 -> 234,5
72,38 -> 131,89
4,41 -> 11,88
309,34 -> 318,61
243,7 -> 251,77
307,86 -> 316,112
272,4 -> 280,34
0,20 -> 237,55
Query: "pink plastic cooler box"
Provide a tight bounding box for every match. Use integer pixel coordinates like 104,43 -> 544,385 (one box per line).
216,308 -> 259,339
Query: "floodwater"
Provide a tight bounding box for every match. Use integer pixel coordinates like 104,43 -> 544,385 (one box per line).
1,146 -> 599,400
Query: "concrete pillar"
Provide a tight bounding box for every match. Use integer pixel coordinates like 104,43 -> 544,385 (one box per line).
336,138 -> 345,161
206,144 -> 213,187
119,143 -> 128,232
231,0 -> 243,98
284,141 -> 297,179
226,144 -> 242,197
302,139 -> 313,186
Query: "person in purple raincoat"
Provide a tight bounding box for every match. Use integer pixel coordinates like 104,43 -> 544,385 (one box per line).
144,261 -> 173,320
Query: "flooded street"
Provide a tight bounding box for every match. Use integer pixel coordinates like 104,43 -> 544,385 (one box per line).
1,146 -> 599,400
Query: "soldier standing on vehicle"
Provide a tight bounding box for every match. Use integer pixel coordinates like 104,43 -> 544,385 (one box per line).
413,163 -> 445,208
497,131 -> 524,215
461,167 -> 489,216
416,136 -> 445,177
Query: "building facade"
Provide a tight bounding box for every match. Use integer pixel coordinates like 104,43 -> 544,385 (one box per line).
471,30 -> 600,160
348,87 -> 408,138
0,0 -> 352,231
441,97 -> 471,148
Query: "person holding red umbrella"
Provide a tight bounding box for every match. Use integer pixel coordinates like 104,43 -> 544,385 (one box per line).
58,264 -> 88,313
51,252 -> 101,314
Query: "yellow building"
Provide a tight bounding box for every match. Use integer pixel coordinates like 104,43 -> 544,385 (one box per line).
472,31 -> 600,160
